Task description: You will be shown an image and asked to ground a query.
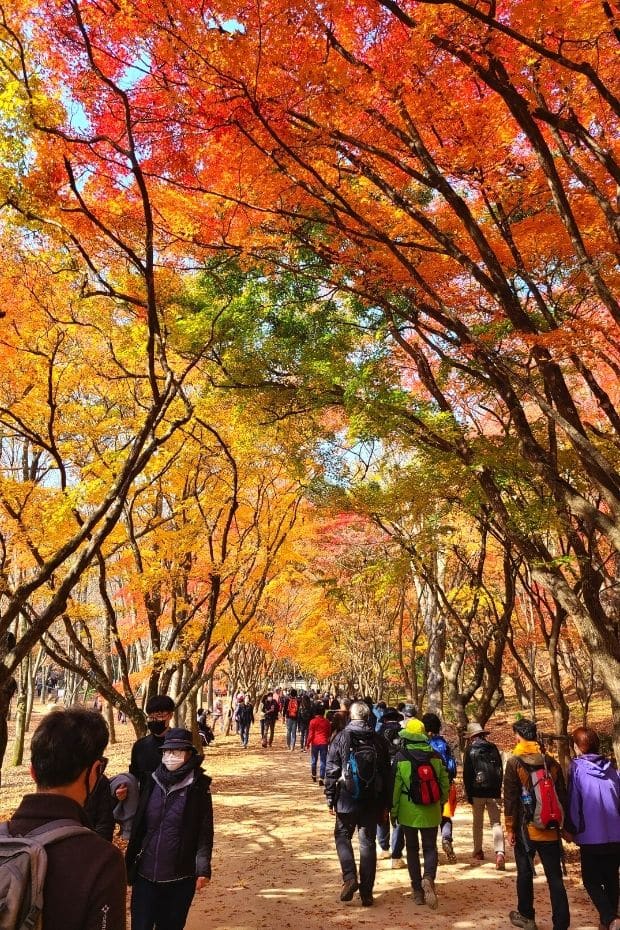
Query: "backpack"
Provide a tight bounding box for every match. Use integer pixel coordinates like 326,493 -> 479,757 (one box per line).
0,819 -> 91,930
517,760 -> 564,831
287,697 -> 298,718
342,734 -> 382,801
402,748 -> 441,805
472,742 -> 499,791
429,735 -> 457,781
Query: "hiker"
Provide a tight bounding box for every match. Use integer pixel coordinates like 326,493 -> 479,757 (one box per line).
283,688 -> 300,750
298,692 -> 313,751
422,712 -> 459,863
117,695 -> 176,800
126,727 -> 213,930
463,720 -> 506,868
307,702 -> 332,785
376,706 -> 407,868
324,700 -> 391,907
567,725 -> 620,930
260,691 -> 280,747
1,707 -> 126,930
504,718 -> 570,930
83,755 -> 115,841
212,696 -> 224,734
391,717 -> 450,909
234,695 -> 254,748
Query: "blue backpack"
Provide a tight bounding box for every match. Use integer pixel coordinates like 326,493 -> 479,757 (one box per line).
429,735 -> 457,781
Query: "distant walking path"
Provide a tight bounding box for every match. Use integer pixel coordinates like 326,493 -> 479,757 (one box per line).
185,737 -> 598,930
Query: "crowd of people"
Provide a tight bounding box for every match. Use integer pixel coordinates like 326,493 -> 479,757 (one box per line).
0,690 -> 618,930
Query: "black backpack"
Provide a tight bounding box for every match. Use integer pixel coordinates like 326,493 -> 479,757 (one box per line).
472,743 -> 499,791
342,734 -> 383,802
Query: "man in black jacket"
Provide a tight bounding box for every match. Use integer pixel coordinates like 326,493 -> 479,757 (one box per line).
116,695 -> 175,804
5,707 -> 126,930
463,721 -> 506,868
325,701 -> 391,907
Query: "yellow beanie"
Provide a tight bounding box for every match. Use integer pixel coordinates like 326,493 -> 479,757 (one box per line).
404,718 -> 426,736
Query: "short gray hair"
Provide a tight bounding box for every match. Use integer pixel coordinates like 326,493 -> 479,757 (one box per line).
350,701 -> 370,721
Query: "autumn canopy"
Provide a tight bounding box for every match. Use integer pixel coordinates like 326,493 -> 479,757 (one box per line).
0,0 -> 619,758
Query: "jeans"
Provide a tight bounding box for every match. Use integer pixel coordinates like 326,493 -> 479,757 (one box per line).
131,875 -> 195,930
514,838 -> 570,930
579,844 -> 620,927
334,811 -> 378,895
377,821 -> 405,857
239,724 -> 250,747
298,721 -> 309,749
286,717 -> 298,749
403,825 -> 438,890
472,797 -> 504,854
310,744 -> 327,779
263,717 -> 276,745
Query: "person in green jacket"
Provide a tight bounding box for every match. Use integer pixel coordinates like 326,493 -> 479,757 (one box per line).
391,717 -> 450,910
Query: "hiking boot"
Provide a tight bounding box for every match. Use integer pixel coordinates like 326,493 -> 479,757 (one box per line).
378,849 -> 392,860
422,877 -> 438,910
472,849 -> 484,861
319,778 -> 324,787
360,892 -> 374,907
442,838 -> 457,863
413,889 -> 425,906
496,853 -> 506,871
311,774 -> 317,782
391,857 -> 406,869
340,879 -> 359,902
509,910 -> 538,930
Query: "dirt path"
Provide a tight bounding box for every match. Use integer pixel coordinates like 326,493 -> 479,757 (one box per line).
186,734 -> 599,930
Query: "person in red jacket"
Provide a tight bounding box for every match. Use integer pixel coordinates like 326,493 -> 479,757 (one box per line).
307,703 -> 331,786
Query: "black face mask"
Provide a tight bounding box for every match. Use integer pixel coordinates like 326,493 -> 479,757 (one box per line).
147,719 -> 167,736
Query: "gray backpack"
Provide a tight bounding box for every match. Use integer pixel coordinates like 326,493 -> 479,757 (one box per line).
0,819 -> 91,929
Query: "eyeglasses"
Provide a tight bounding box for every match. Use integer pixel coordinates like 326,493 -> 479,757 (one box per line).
147,712 -> 172,721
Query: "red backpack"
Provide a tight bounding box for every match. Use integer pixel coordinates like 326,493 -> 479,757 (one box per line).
518,759 -> 564,830
287,697 -> 299,718
403,748 -> 441,805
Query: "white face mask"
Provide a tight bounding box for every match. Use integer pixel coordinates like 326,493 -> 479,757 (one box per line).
162,751 -> 187,771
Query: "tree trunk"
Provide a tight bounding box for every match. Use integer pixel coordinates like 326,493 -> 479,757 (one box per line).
12,692 -> 27,767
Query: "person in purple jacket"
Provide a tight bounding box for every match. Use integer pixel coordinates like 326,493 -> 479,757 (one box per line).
567,726 -> 620,930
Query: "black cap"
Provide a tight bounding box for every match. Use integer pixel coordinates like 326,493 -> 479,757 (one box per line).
160,728 -> 195,752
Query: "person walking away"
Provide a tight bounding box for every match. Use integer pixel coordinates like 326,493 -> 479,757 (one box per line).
307,703 -> 331,785
463,720 -> 505,868
504,718 -> 570,930
391,717 -> 449,909
283,688 -> 300,750
567,726 -> 620,930
2,707 -> 126,930
376,707 -> 407,868
126,728 -> 213,930
234,696 -> 254,748
298,693 -> 313,751
261,691 -> 280,747
324,701 -> 391,907
422,712 -> 459,863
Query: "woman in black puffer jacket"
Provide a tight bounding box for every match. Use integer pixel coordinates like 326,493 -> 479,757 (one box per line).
126,728 -> 213,930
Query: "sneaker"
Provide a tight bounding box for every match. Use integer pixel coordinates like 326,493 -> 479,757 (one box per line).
422,877 -> 438,910
413,889 -> 425,906
378,849 -> 392,860
509,910 -> 538,930
319,778 -> 324,787
360,892 -> 374,907
311,774 -> 316,782
496,853 -> 506,871
442,838 -> 457,863
472,849 -> 484,861
340,879 -> 359,902
391,857 -> 406,869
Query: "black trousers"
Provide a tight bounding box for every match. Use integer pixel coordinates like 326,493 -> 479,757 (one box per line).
514,838 -> 570,930
579,844 -> 620,927
403,825 -> 438,891
131,875 -> 196,930
334,811 -> 378,895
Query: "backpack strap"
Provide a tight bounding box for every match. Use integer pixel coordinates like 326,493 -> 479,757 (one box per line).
0,818 -> 92,845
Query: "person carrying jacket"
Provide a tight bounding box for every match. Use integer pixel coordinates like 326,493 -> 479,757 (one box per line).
423,712 -> 459,864
391,717 -> 450,909
567,726 -> 620,930
463,720 -> 505,868
126,727 -> 213,930
504,718 -> 570,930
325,701 -> 391,908
116,695 -> 176,809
